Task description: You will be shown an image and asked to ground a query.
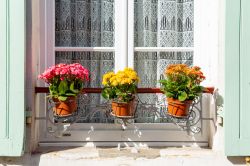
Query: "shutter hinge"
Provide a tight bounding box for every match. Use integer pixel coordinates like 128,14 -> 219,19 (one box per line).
214,89 -> 224,126
25,107 -> 32,124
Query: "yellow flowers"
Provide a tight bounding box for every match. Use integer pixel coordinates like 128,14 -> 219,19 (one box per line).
102,68 -> 140,87
102,72 -> 115,86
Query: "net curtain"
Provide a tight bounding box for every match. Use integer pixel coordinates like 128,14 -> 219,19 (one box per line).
54,0 -> 194,122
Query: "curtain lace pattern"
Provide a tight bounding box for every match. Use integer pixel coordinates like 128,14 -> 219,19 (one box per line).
55,0 -> 115,122
134,0 -> 193,107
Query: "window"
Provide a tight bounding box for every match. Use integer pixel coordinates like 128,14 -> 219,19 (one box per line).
36,0 -> 218,145
44,0 -> 195,122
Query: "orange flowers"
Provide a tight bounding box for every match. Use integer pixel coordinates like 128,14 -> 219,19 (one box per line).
160,64 -> 206,101
166,64 -> 189,75
187,66 -> 206,84
165,64 -> 205,84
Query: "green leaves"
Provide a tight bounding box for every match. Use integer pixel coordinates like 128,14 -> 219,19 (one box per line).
101,84 -> 137,103
160,75 -> 204,101
49,84 -> 58,95
178,91 -> 187,101
58,96 -> 67,101
49,79 -> 82,101
58,80 -> 68,95
70,82 -> 80,94
166,92 -> 174,98
102,87 -> 116,100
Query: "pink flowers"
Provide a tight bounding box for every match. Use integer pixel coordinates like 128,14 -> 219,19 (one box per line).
38,63 -> 89,84
38,63 -> 89,100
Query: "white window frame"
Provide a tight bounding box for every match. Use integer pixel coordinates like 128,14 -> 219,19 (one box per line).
37,0 -> 212,147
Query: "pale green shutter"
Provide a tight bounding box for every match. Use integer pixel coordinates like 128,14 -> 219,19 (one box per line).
0,0 -> 25,156
225,0 -> 250,156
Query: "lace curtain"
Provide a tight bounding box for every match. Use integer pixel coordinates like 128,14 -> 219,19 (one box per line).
55,0 -> 194,122
55,0 -> 115,89
134,0 -> 194,105
55,0 -> 193,86
134,0 -> 193,87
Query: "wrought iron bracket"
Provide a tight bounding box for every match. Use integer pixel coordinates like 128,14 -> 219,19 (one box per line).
45,94 -> 203,137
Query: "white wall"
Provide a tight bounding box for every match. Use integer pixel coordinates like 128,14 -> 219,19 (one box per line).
194,0 -> 221,88
194,0 -> 225,151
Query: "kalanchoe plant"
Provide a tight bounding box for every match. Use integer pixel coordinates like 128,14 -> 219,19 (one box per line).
159,64 -> 206,101
38,63 -> 89,101
101,68 -> 140,103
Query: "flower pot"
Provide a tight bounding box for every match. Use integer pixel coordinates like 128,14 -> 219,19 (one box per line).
53,96 -> 77,116
167,98 -> 192,118
111,99 -> 136,117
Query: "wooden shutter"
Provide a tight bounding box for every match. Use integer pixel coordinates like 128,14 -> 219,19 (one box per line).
225,0 -> 250,156
0,0 -> 25,156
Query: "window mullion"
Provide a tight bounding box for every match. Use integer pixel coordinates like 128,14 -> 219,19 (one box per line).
54,47 -> 115,52
127,0 -> 134,68
115,0 -> 128,72
134,47 -> 194,52
46,0 -> 55,68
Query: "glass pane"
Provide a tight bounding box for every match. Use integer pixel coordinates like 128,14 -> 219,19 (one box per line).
134,0 -> 194,47
55,0 -> 115,47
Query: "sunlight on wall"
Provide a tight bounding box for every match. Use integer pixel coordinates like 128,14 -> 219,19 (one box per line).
194,0 -> 223,91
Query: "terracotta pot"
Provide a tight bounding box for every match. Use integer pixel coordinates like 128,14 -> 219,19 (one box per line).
111,99 -> 136,117
53,96 -> 77,116
167,98 -> 192,117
